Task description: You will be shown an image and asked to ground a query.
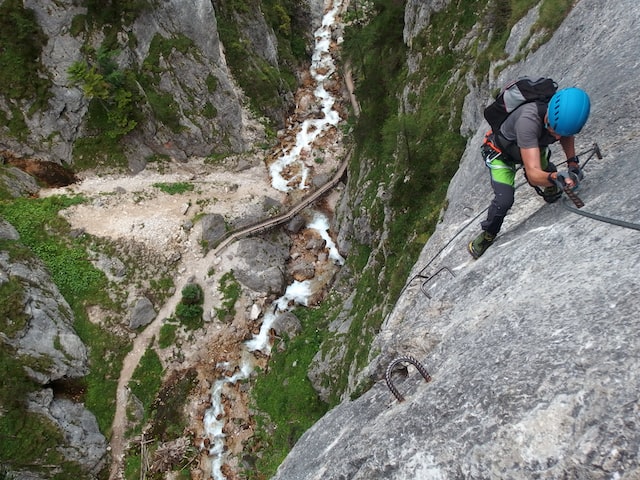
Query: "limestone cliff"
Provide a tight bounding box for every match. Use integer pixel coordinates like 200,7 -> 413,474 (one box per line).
1,0 -> 313,165
273,0 -> 640,478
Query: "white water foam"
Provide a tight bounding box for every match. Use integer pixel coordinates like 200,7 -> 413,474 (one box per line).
269,0 -> 343,191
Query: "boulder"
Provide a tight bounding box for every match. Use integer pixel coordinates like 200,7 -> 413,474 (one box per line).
289,260 -> 316,281
272,311 -> 302,339
129,296 -> 157,329
0,218 -> 19,240
201,213 -> 227,249
29,390 -> 107,476
233,237 -> 290,295
285,214 -> 307,234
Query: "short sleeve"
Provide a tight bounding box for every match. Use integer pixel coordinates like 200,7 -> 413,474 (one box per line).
513,103 -> 543,149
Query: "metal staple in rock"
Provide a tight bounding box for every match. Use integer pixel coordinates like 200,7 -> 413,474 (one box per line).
385,355 -> 432,403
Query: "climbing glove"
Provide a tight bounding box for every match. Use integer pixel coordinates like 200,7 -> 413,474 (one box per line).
567,155 -> 584,181
549,171 -> 579,190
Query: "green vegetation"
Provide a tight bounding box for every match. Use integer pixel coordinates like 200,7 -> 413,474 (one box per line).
125,369 -> 198,479
335,0 -> 445,396
139,33 -> 194,132
158,322 -> 179,348
148,369 -> 197,440
0,196 -> 109,305
211,0 -> 306,122
153,182 -> 195,195
0,276 -> 28,337
71,135 -> 128,171
68,46 -> 142,144
174,282 -> 204,331
0,348 -> 89,478
0,195 -> 128,476
82,0 -> 150,29
248,303 -> 332,478
215,270 -> 241,322
2,0 -> 306,169
150,276 -> 175,304
67,43 -> 141,170
0,0 -> 51,112
129,347 -> 164,423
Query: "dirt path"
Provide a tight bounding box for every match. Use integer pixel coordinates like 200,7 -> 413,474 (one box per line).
42,157 -> 278,479
108,267 -> 204,479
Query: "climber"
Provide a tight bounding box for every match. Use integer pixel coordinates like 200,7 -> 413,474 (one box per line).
468,86 -> 591,259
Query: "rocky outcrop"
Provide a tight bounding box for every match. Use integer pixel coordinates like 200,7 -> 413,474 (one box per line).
273,0 -> 640,478
29,390 -> 107,475
0,252 -> 88,384
0,232 -> 107,474
128,296 -> 157,330
403,0 -> 448,46
0,165 -> 40,199
2,0 -> 305,165
17,0 -> 87,163
272,311 -> 302,339
0,218 -> 20,240
128,0 -> 250,158
201,213 -> 228,250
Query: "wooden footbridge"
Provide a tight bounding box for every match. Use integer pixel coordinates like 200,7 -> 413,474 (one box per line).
212,151 -> 350,256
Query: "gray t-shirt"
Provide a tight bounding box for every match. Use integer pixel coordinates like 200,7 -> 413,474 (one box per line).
499,102 -> 556,149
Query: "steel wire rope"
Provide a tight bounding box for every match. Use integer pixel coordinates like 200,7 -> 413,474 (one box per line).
402,143 -> 613,298
560,198 -> 640,231
557,143 -> 640,230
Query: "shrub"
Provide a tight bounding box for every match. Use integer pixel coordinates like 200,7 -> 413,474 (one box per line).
180,283 -> 203,305
0,0 -> 51,109
175,283 -> 204,330
158,322 -> 178,348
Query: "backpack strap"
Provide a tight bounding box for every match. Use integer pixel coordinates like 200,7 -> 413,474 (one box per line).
535,100 -> 549,124
493,131 -> 522,164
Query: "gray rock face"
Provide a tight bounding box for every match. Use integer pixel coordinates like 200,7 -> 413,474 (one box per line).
0,218 -> 20,241
233,237 -> 290,295
92,252 -> 127,282
273,1 -> 640,479
201,213 -> 227,249
3,0 -> 290,164
0,252 -> 88,384
0,166 -> 40,199
129,296 -> 157,329
28,389 -> 107,475
272,311 -> 302,339
0,242 -> 106,476
130,0 -> 249,157
403,0 -> 449,46
18,0 -> 87,162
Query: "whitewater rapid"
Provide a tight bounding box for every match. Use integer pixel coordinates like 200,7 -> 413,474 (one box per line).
203,2 -> 346,477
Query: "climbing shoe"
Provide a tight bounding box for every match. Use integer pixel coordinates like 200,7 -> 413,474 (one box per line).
468,231 -> 496,259
541,185 -> 562,204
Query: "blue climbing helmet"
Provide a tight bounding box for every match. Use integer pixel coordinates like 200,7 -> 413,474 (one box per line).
546,87 -> 591,136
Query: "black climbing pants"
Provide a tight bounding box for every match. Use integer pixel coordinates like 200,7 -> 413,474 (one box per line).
481,178 -> 515,236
